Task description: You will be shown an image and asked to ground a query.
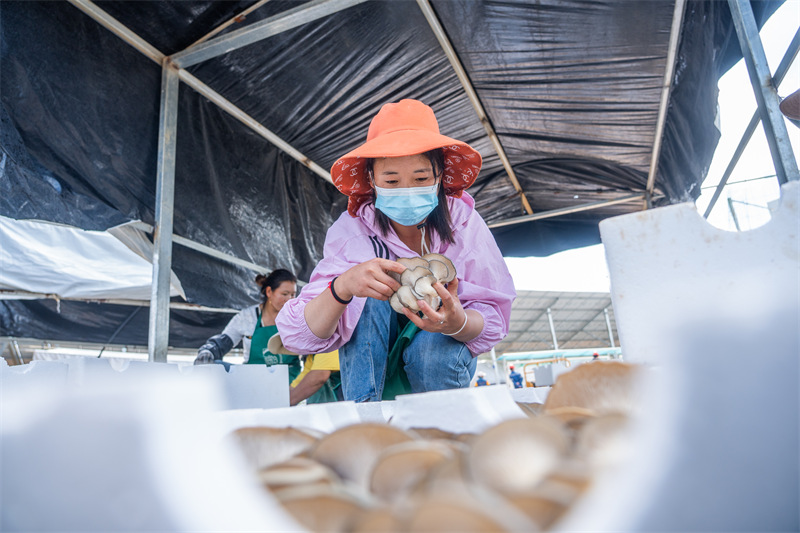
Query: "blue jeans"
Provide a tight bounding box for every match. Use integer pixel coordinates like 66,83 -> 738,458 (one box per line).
339,298 -> 477,402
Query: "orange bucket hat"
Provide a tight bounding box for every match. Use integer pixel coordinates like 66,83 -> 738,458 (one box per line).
331,99 -> 482,217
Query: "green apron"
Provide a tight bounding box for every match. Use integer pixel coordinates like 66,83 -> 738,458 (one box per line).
381,315 -> 417,401
248,311 -> 301,384
306,370 -> 342,404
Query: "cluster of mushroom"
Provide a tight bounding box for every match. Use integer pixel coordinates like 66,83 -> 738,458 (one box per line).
227,361 -> 641,532
389,254 -> 457,315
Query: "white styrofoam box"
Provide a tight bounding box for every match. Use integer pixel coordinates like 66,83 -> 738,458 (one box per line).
354,400 -> 390,424
555,181 -> 799,532
60,356 -> 120,386
178,360 -> 228,378
224,363 -> 289,410
599,181 -> 798,365
509,386 -> 550,404
211,400 -> 364,437
533,361 -> 572,387
122,359 -> 182,379
0,359 -> 69,393
0,373 -> 301,532
389,385 -> 526,433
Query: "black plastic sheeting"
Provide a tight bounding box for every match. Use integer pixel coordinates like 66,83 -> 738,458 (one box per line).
0,0 -> 782,346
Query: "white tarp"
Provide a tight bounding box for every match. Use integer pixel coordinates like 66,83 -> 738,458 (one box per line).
0,215 -> 183,301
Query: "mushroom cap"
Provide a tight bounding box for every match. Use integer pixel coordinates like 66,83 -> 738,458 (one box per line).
369,440 -> 455,502
229,426 -> 319,470
466,417 -> 570,494
397,256 -> 429,270
516,402 -> 545,418
504,491 -> 569,530
544,361 -> 640,416
543,406 -> 597,430
395,285 -> 420,312
413,274 -> 438,298
426,259 -> 450,282
422,253 -> 456,282
408,427 -> 467,441
279,485 -> 368,533
400,266 -> 433,288
258,456 -> 341,491
406,490 -> 536,533
574,413 -> 632,471
349,507 -> 404,533
310,423 -> 416,490
389,292 -> 406,314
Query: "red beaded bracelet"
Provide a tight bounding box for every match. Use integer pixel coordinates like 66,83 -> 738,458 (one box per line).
328,276 -> 353,305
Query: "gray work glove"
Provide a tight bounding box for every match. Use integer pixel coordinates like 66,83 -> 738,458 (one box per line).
194,349 -> 215,365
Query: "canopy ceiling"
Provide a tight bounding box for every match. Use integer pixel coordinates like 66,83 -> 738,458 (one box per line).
0,0 -> 781,343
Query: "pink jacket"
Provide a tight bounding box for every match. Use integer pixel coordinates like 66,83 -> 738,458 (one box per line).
276,192 -> 516,356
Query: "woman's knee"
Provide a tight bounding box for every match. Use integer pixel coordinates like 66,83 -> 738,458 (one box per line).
404,333 -> 474,391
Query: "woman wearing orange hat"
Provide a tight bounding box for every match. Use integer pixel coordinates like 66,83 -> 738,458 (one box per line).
276,99 -> 516,402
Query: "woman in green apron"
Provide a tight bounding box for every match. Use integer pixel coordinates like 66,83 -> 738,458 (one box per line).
194,269 -> 302,384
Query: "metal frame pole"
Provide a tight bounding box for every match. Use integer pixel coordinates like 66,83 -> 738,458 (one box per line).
728,0 -> 799,184
148,62 -> 179,363
417,0 -> 533,216
644,0 -> 687,206
490,347 -> 501,385
546,307 -> 559,350
487,193 -> 647,229
604,307 -> 615,348
703,28 -> 800,218
171,0 -> 369,68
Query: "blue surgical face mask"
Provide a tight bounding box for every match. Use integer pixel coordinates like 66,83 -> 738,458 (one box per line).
374,181 -> 439,226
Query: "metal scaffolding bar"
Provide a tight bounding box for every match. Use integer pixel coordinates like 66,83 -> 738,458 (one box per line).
148,63 -> 179,363
546,307 -> 559,350
703,27 -> 800,218
67,0 -> 164,63
604,307 -> 616,348
189,0 -> 273,48
728,0 -> 799,184
171,0 -> 369,68
644,0 -> 687,206
487,193 -> 646,229
176,69 -> 332,183
0,290 -> 238,313
129,223 -> 270,274
416,0 -> 534,216
68,0 -> 333,183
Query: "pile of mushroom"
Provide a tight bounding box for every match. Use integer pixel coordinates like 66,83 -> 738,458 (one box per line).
226,361 -> 641,532
389,254 -> 457,315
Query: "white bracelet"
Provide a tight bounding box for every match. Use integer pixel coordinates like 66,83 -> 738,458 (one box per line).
443,313 -> 468,336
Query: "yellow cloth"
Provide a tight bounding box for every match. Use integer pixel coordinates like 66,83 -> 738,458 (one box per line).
290,350 -> 339,388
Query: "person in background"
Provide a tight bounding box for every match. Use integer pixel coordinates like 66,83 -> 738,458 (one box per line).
194,269 -> 302,384
276,99 -> 516,402
508,364 -> 524,388
289,350 -> 343,406
474,372 -> 489,387
592,352 -> 600,361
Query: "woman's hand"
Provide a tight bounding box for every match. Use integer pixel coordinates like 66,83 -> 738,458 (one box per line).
403,278 -> 467,335
333,258 -> 406,301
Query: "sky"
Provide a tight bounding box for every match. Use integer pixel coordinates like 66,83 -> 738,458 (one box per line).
506,0 -> 800,293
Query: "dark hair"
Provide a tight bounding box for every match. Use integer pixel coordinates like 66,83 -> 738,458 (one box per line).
255,269 -> 297,304
367,148 -> 454,244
